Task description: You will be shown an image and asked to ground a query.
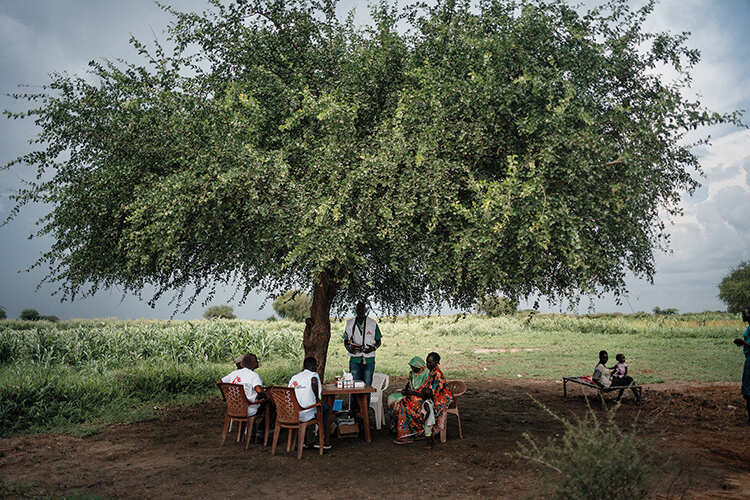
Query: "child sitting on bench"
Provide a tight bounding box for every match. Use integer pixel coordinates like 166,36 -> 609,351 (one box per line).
593,351 -> 641,402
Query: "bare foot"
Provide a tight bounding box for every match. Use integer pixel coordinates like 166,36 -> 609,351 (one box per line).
393,438 -> 413,445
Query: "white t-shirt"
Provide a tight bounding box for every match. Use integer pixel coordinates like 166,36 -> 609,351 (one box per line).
222,368 -> 263,416
288,369 -> 322,422
592,363 -> 612,388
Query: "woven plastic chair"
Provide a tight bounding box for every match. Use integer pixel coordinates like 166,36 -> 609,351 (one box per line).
217,381 -> 266,449
267,386 -> 323,459
369,373 -> 390,430
440,380 -> 467,443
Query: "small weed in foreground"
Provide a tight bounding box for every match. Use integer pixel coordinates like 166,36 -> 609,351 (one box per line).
516,398 -> 650,500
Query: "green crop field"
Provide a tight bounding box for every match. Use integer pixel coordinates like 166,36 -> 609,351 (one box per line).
0,312 -> 745,436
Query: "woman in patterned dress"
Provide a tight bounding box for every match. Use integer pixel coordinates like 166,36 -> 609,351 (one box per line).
388,356 -> 428,408
393,352 -> 453,444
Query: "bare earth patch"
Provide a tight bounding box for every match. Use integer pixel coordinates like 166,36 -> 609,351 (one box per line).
1,379 -> 749,499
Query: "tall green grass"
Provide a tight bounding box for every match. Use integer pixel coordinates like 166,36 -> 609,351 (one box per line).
0,319 -> 302,366
0,319 -> 307,435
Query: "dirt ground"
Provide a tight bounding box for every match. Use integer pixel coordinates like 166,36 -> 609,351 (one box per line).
2,378 -> 750,499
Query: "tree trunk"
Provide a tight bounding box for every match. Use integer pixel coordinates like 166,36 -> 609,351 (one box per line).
304,271 -> 337,381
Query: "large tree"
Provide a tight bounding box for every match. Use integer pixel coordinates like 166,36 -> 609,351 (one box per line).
719,261 -> 750,314
4,0 -> 741,377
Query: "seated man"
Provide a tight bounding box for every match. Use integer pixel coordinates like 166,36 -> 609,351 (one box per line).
222,353 -> 264,417
288,357 -> 331,449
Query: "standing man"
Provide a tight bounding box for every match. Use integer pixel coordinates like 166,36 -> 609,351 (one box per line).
343,300 -> 381,387
732,307 -> 750,425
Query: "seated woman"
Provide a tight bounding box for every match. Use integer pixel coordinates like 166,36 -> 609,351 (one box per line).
392,352 -> 453,445
388,356 -> 428,411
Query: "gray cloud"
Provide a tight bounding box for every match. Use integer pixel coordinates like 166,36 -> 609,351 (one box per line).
590,128 -> 750,313
706,164 -> 741,183
712,185 -> 750,233
742,158 -> 750,185
684,183 -> 709,204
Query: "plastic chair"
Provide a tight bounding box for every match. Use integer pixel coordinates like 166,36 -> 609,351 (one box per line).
440,380 -> 467,443
369,372 -> 390,430
267,387 -> 323,459
217,381 -> 265,449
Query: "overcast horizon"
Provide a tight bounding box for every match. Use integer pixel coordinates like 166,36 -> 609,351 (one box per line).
1,0 -> 749,320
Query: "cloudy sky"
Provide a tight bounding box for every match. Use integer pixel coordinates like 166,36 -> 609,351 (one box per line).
1,0 -> 748,320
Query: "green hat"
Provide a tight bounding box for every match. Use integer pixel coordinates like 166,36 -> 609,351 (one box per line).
408,356 -> 426,368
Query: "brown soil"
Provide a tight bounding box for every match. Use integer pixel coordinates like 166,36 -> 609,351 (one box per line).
2,378 -> 750,499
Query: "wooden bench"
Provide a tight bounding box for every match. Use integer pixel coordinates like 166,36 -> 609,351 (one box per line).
562,377 -> 642,405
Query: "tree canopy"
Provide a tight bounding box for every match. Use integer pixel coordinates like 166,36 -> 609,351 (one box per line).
476,294 -> 518,317
20,309 -> 41,321
273,290 -> 313,322
4,0 -> 741,374
203,304 -> 236,319
718,261 -> 750,314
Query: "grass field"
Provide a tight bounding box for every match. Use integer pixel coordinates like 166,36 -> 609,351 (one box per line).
1,312 -> 745,436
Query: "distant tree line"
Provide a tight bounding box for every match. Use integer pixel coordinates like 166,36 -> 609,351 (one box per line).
652,306 -> 678,316
8,308 -> 60,322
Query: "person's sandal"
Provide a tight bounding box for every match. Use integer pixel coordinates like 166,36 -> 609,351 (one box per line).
393,438 -> 412,445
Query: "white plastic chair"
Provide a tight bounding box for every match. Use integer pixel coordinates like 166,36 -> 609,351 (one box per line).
369,372 -> 390,430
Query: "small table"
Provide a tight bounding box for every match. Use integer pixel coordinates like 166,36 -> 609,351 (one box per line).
321,384 -> 376,443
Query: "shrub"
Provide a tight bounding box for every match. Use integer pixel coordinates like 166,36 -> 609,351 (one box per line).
517,400 -> 649,500
272,290 -> 312,322
20,309 -> 40,321
0,307 -> 6,320
266,315 -> 277,322
41,315 -> 60,323
203,305 -> 235,319
583,312 -> 624,319
476,295 -> 518,317
630,311 -> 650,319
652,306 -> 677,316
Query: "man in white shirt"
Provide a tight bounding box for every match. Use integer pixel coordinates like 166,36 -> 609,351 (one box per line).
288,357 -> 331,449
221,353 -> 264,416
343,301 -> 382,388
